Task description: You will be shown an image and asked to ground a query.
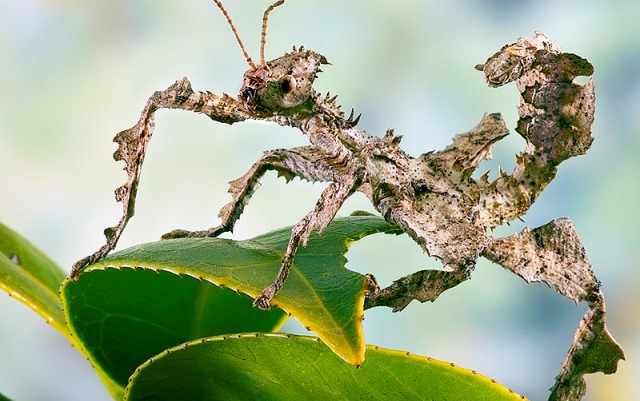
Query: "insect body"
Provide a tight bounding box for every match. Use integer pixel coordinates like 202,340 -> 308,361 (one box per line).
72,0 -> 595,309
71,3 -> 621,396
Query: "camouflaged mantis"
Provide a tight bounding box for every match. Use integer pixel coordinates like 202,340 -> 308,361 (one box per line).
71,2 -> 623,400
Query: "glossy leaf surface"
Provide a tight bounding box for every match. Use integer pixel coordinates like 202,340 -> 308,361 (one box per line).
68,216 -> 399,369
126,334 -> 527,401
0,222 -> 67,335
62,268 -> 287,388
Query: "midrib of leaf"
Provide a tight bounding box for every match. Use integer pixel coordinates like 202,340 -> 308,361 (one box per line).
286,259 -> 366,362
188,280 -> 211,338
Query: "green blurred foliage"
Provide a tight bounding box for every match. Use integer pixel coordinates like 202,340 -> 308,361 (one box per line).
1,1 -> 637,400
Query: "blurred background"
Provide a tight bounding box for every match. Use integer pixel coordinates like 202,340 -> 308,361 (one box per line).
1,0 -> 638,400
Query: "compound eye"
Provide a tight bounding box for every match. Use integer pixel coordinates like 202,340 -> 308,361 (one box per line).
280,75 -> 296,94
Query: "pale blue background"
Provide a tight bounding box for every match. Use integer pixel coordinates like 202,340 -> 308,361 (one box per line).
1,1 -> 638,400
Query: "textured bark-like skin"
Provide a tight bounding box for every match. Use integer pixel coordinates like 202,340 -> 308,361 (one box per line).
71,33 -> 622,400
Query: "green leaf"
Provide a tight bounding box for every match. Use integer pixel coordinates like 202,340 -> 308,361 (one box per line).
0,222 -> 67,335
125,333 -> 526,401
62,268 -> 287,389
0,223 -> 125,399
70,216 -> 399,367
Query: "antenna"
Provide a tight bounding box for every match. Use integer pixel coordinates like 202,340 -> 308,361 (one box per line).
260,0 -> 285,67
211,0 -> 257,71
211,0 -> 286,71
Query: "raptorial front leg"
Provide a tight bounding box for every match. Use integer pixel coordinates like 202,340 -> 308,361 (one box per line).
162,146 -> 340,239
254,177 -> 360,309
71,78 -> 249,279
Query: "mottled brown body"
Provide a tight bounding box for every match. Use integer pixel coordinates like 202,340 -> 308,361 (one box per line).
71,25 -> 622,401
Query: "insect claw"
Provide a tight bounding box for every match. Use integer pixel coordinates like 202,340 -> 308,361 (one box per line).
252,284 -> 278,310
